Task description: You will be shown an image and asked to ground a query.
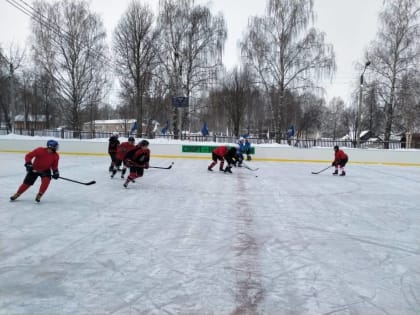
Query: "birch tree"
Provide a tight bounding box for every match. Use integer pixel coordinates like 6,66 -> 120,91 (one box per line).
31,0 -> 109,131
156,0 -> 226,139
241,0 -> 335,142
365,0 -> 420,148
113,1 -> 159,137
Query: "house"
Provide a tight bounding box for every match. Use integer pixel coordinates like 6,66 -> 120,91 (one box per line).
82,119 -> 137,133
14,114 -> 47,130
407,133 -> 420,149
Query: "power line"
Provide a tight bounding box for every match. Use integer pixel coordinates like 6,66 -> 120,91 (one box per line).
5,0 -> 117,71
3,0 -> 124,101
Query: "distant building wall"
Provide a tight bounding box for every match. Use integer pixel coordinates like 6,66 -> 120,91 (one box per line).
407,133 -> 420,149
14,114 -> 47,130
82,119 -> 136,133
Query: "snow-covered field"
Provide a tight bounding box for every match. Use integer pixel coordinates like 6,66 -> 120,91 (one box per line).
1,149 -> 420,314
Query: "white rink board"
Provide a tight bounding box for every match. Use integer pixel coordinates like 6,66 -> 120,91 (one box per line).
0,137 -> 419,165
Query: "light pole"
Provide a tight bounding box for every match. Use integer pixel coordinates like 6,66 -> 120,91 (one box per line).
173,51 -> 180,140
356,61 -> 371,148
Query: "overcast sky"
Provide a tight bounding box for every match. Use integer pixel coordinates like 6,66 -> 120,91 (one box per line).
0,0 -> 384,104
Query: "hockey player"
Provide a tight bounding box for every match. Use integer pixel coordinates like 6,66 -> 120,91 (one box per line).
332,145 -> 348,176
208,145 -> 238,173
235,138 -> 245,167
10,139 -> 60,202
244,138 -> 252,160
111,136 -> 136,179
123,140 -> 150,188
108,132 -> 120,172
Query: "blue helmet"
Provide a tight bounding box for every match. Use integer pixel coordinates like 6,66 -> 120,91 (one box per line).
47,139 -> 59,151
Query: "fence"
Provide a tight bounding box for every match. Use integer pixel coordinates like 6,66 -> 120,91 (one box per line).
0,127 -> 409,149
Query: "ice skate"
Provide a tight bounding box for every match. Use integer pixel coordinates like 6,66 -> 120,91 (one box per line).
10,193 -> 20,201
35,193 -> 43,202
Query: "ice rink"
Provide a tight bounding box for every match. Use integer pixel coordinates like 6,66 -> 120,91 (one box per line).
1,152 -> 420,314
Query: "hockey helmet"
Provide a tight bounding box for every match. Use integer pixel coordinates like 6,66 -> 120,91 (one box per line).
47,139 -> 59,151
139,139 -> 149,147
334,145 -> 339,151
228,146 -> 237,154
128,136 -> 135,143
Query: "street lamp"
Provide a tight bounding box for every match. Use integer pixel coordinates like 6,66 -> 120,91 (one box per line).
356,61 -> 371,148
173,51 -> 180,139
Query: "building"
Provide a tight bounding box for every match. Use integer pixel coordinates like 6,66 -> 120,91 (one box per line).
407,133 -> 420,149
14,114 -> 47,130
82,119 -> 137,133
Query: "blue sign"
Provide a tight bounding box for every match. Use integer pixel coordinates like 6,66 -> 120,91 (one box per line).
172,96 -> 189,107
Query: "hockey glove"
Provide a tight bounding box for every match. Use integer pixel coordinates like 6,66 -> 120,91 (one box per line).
331,161 -> 335,166
25,162 -> 33,172
124,159 -> 133,167
144,162 -> 149,169
52,170 -> 60,179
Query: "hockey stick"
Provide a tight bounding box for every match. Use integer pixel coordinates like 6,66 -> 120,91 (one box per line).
311,165 -> 332,174
241,162 -> 259,171
149,162 -> 174,170
125,160 -> 174,170
59,176 -> 96,185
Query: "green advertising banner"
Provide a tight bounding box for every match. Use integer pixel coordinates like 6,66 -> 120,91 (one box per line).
182,145 -> 254,154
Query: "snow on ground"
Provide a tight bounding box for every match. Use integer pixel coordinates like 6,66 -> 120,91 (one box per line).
1,150 -> 420,314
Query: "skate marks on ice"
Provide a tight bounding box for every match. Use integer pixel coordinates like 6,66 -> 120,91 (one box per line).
230,174 -> 265,314
251,164 -> 420,314
1,155 -> 420,314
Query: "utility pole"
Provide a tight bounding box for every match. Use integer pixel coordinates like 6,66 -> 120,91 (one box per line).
356,61 -> 371,148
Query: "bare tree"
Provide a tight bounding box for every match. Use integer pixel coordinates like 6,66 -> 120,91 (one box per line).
218,67 -> 252,137
35,69 -> 57,129
0,56 -> 9,129
322,97 -> 346,139
295,92 -> 324,139
113,1 -> 159,137
0,44 -> 25,131
362,82 -> 384,137
31,0 -> 109,131
241,0 -> 335,142
156,0 -> 227,139
203,88 -> 228,136
365,0 -> 420,148
393,72 -> 420,133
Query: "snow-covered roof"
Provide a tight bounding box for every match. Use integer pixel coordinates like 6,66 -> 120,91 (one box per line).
91,119 -> 136,124
14,114 -> 46,122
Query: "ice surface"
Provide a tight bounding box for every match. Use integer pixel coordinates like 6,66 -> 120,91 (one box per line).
1,152 -> 419,314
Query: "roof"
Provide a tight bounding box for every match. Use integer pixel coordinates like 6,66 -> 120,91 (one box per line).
92,119 -> 136,124
14,114 -> 46,122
